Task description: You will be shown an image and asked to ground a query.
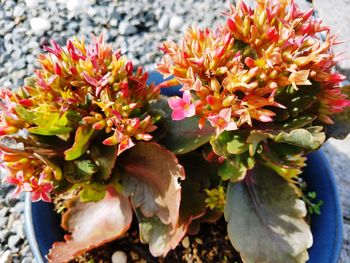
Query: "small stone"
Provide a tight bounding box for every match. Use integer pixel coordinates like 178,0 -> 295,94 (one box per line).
13,5 -> 25,17
13,58 -> 26,70
66,0 -> 80,12
12,202 -> 25,214
19,245 -> 31,256
109,18 -> 119,27
8,235 -> 21,249
195,237 -> 203,245
0,217 -> 8,227
29,17 -> 51,35
24,0 -> 39,8
0,207 -> 9,217
11,221 -> 25,239
111,251 -> 127,263
21,257 -> 32,263
0,250 -> 12,263
0,229 -> 11,242
181,236 -> 190,248
158,15 -> 170,30
169,16 -> 183,31
118,21 -> 137,35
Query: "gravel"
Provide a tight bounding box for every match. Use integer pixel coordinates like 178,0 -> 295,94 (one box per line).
0,0 -> 349,262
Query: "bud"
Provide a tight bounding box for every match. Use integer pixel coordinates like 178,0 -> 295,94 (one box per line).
211,78 -> 221,93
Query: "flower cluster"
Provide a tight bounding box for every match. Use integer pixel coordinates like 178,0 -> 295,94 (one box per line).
158,0 -> 350,133
1,35 -> 159,151
0,35 -> 160,201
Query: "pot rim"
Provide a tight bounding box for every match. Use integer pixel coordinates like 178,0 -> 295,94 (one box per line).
24,192 -> 45,263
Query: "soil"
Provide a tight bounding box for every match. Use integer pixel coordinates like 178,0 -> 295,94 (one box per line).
71,216 -> 242,263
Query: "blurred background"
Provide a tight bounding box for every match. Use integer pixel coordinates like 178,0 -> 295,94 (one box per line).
0,0 -> 349,262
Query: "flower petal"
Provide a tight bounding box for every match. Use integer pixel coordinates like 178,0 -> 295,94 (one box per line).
172,110 -> 187,121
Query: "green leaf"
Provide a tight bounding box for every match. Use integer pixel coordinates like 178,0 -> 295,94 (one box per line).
24,76 -> 36,87
136,211 -> 187,257
64,125 -> 95,161
289,95 -> 317,116
29,126 -> 73,135
210,131 -> 235,157
80,183 -> 106,202
281,115 -> 316,130
48,187 -> 132,263
178,154 -> 214,222
224,165 -> 312,263
90,144 -> 118,180
64,159 -> 98,183
150,97 -> 215,154
15,106 -> 34,122
218,158 -> 247,182
274,128 -> 325,150
227,134 -> 249,154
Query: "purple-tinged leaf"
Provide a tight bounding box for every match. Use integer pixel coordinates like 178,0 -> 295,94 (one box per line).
224,165 -> 312,263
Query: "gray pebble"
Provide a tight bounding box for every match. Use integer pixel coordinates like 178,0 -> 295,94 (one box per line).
13,5 -> 25,17
119,21 -> 137,35
0,229 -> 11,243
0,207 -> 9,218
0,217 -> 8,227
21,257 -> 33,263
110,18 -> 119,27
8,234 -> 22,249
158,15 -> 170,30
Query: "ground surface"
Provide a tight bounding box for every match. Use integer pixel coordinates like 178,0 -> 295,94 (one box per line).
0,0 -> 350,262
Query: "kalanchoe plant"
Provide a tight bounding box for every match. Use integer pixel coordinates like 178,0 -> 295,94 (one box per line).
157,0 -> 350,262
0,1 -> 349,263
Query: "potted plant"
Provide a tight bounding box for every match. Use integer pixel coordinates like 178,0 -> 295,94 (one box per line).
1,0 -> 348,262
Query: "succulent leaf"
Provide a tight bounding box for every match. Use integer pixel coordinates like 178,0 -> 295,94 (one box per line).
48,187 -> 132,263
64,125 -> 95,161
151,97 -> 215,154
120,142 -> 185,228
224,164 -> 313,263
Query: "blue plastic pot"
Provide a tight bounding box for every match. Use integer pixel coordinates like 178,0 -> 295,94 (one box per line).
24,72 -> 343,263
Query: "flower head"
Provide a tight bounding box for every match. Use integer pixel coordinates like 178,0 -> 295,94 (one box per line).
0,35 -> 161,201
168,91 -> 196,120
208,108 -> 237,135
158,0 -> 350,135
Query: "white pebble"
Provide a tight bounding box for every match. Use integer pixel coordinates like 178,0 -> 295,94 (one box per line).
169,16 -> 183,31
24,0 -> 39,8
29,17 -> 51,35
66,0 -> 91,12
111,251 -> 127,263
0,250 -> 12,263
66,0 -> 80,12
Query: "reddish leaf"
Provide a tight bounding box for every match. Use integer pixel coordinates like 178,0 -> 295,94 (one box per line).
48,187 -> 132,263
120,142 -> 185,228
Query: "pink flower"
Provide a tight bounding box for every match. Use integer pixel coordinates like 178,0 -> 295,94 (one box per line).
30,176 -> 54,202
4,171 -> 32,197
168,91 -> 196,120
207,108 -> 237,135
